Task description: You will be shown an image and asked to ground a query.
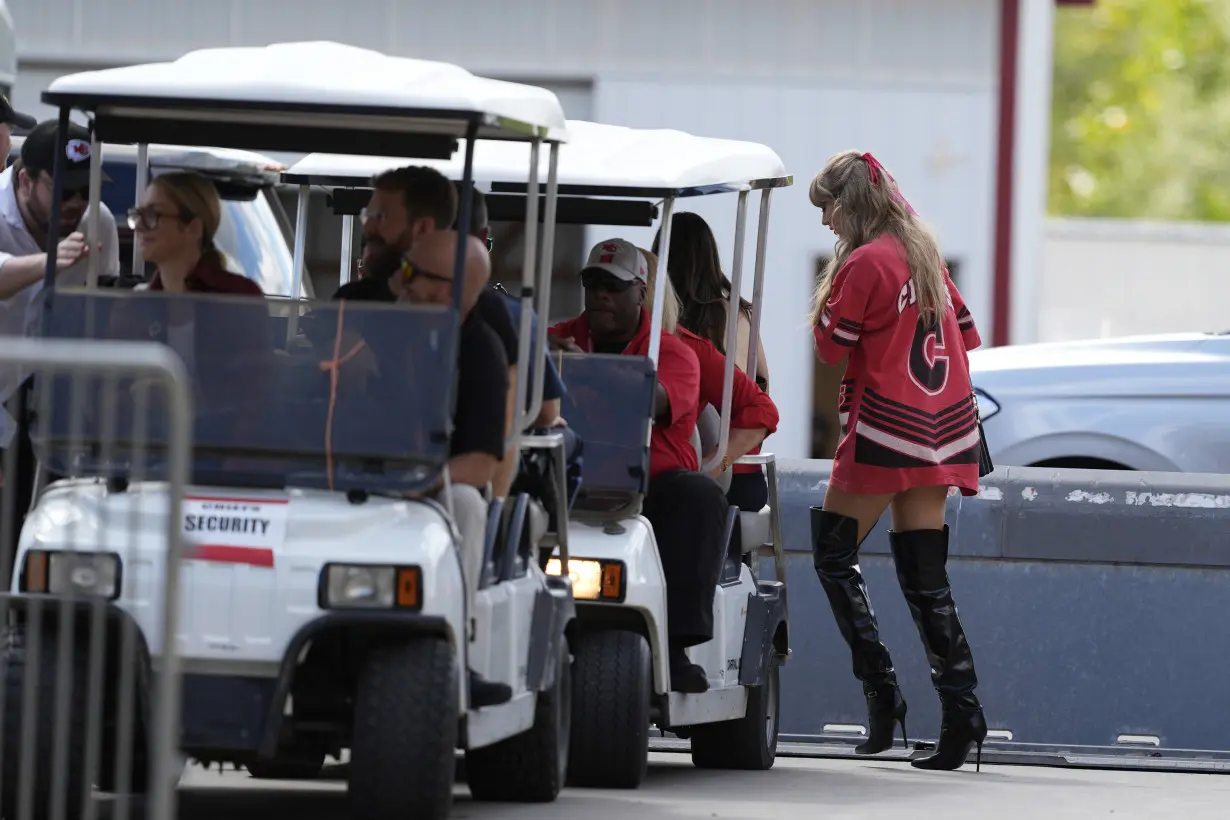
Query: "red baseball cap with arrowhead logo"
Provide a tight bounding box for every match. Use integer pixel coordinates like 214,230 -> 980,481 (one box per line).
19,119 -> 112,189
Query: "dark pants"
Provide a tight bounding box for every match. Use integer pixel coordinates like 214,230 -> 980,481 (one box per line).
726,470 -> 768,512
641,469 -> 729,648
1,381 -> 36,582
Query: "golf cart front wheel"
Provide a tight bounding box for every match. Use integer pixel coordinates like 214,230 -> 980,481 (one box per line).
348,637 -> 459,820
567,629 -> 651,789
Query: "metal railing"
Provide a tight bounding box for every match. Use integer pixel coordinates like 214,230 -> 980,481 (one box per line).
0,338 -> 192,820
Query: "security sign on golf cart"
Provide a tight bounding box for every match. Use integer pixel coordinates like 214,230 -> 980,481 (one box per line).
284,120 -> 794,788
6,41 -> 576,820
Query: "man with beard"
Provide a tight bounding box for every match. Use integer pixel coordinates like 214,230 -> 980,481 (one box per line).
330,170 -> 523,492
332,165 -> 460,298
0,119 -> 120,566
332,169 -> 521,367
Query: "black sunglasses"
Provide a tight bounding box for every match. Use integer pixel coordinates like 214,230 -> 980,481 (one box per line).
580,269 -> 634,294
400,258 -> 453,284
36,172 -> 88,203
126,206 -> 186,232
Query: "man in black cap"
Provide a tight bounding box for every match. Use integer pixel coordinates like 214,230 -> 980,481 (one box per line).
0,96 -> 36,167
0,118 -> 118,569
1,119 -> 118,299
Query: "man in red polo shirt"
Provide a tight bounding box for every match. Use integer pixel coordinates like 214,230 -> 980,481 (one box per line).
549,238 -> 728,694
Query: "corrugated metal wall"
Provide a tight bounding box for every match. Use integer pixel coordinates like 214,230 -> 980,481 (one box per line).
12,0 -> 1001,458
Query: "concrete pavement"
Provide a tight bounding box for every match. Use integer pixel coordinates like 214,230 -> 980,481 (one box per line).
164,752 -> 1230,820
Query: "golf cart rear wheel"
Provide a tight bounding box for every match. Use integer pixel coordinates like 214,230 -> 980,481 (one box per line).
689,658 -> 780,770
349,637 -> 458,820
466,637 -> 572,802
567,629 -> 651,789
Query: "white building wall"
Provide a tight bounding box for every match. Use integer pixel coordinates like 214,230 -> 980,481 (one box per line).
11,0 -> 1002,458
1040,218 -> 1230,341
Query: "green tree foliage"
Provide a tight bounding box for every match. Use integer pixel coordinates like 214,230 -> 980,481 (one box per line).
1050,0 -> 1230,220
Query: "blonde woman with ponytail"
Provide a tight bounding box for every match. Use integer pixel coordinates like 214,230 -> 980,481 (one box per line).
807,150 -> 987,773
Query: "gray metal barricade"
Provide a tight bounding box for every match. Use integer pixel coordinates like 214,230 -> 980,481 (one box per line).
757,459 -> 1230,767
0,338 -> 192,820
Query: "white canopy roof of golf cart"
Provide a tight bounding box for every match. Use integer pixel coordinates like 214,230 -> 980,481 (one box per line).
42,41 -> 568,142
282,120 -> 791,196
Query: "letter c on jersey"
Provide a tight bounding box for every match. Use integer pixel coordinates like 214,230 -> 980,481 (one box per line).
908,317 -> 949,396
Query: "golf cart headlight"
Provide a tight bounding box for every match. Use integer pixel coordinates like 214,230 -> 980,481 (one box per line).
545,558 -> 625,602
973,389 -> 1000,421
21,550 -> 121,599
320,564 -> 421,610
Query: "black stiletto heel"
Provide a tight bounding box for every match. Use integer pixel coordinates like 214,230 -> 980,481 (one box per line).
912,709 -> 988,772
855,685 -> 907,755
890,526 -> 988,772
811,508 -> 907,758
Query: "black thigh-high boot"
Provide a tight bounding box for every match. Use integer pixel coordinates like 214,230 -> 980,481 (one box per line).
889,526 -> 987,772
810,507 -> 907,755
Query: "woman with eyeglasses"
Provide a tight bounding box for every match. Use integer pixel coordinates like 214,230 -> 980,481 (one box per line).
127,172 -> 263,296
113,172 -> 270,421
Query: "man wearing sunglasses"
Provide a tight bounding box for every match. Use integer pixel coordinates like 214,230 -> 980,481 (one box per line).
332,169 -> 522,402
547,238 -> 729,694
334,165 -> 461,297
0,120 -> 119,300
0,119 -> 119,565
396,229 -> 516,708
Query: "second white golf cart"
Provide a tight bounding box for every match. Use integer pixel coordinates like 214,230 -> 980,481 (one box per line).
282,120 -> 794,788
6,41 -> 575,820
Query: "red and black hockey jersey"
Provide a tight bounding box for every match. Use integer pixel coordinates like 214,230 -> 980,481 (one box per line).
813,233 -> 982,497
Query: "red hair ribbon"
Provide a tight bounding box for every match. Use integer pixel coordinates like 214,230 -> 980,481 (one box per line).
860,152 -> 918,216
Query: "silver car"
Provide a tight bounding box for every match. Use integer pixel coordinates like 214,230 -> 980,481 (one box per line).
969,331 -> 1230,473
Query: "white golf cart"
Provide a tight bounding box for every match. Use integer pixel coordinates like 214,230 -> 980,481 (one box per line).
282,121 -> 793,788
5,41 -> 575,820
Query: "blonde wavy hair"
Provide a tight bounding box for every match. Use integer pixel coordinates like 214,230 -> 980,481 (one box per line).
808,150 -> 946,328
639,247 -> 680,334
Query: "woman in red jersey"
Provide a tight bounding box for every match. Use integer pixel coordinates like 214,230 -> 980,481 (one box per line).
809,150 -> 987,772
651,213 -> 774,514
639,246 -> 779,485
